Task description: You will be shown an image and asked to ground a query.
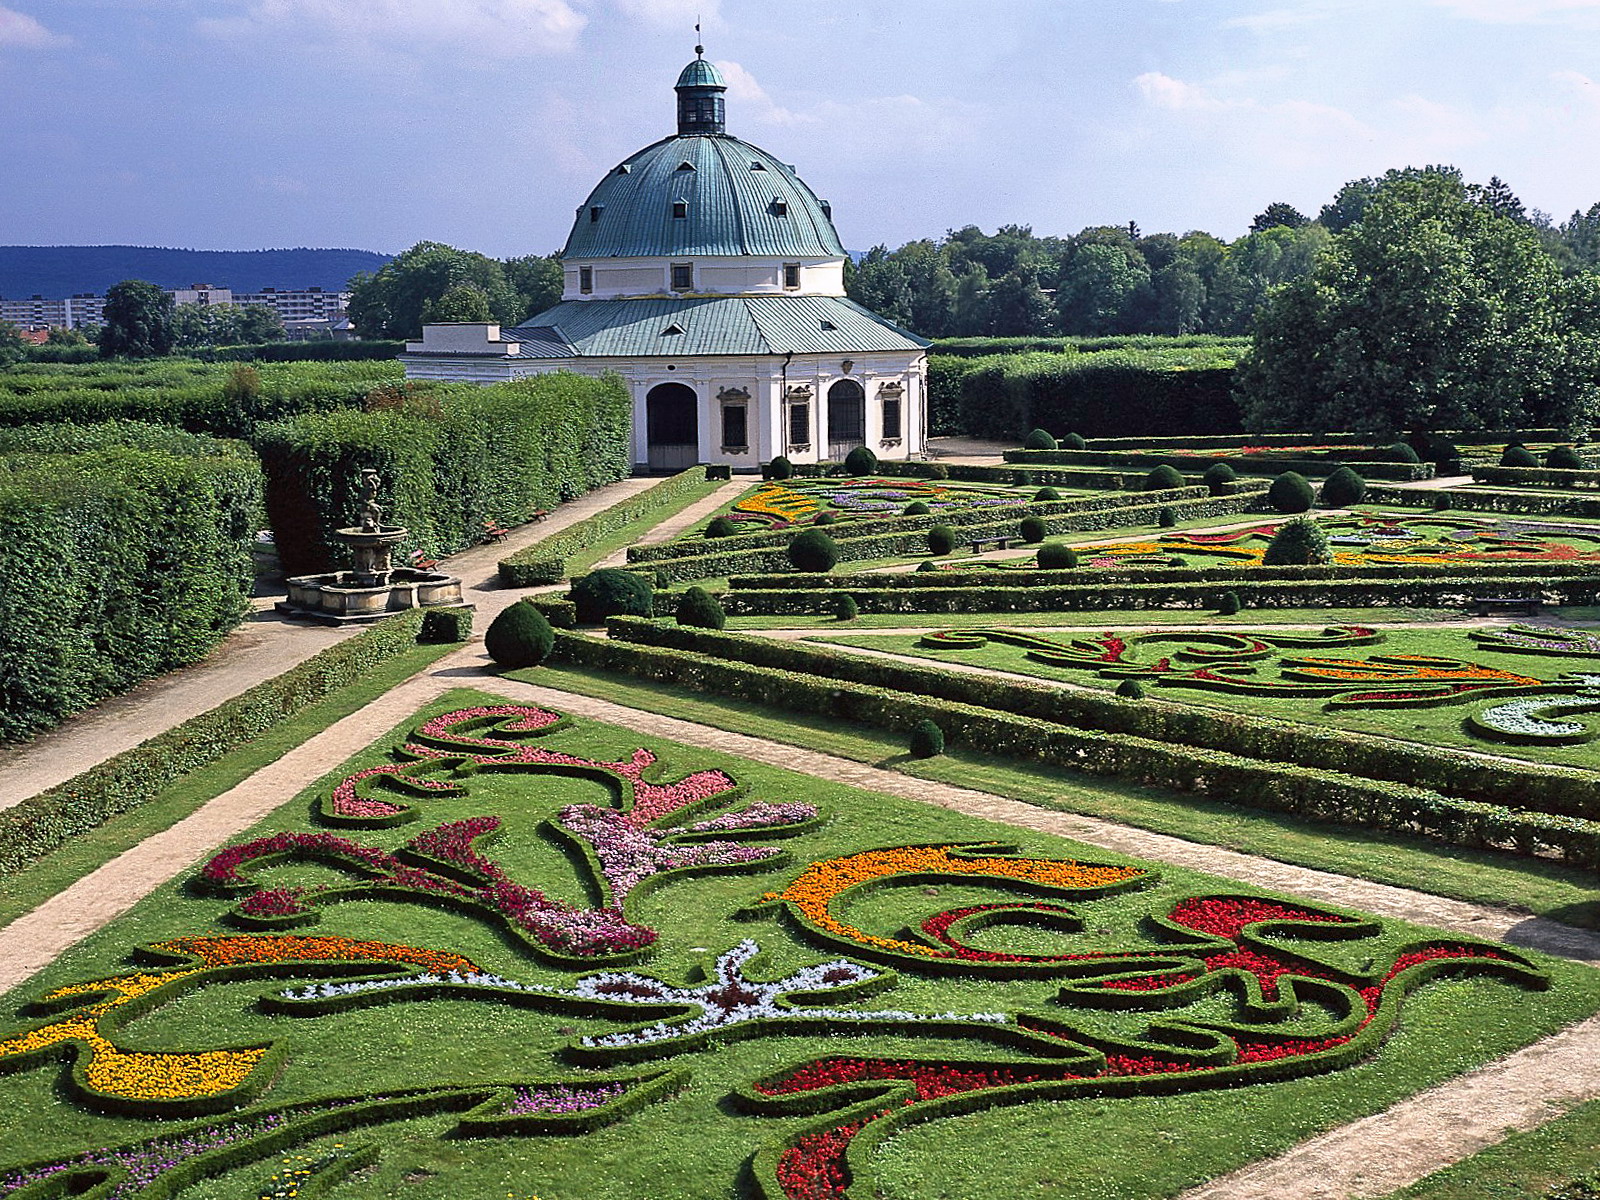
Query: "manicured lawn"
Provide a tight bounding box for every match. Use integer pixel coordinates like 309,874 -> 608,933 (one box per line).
3,686 -> 1595,1200
561,477 -> 726,576
812,622 -> 1600,768
726,605 -> 1470,631
1378,1097 -> 1600,1199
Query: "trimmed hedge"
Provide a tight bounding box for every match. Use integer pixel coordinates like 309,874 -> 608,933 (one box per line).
0,609 -> 434,878
1470,466 -> 1600,490
1365,484 -> 1600,518
1004,447 -> 1435,483
0,444 -> 262,742
497,467 -> 708,586
563,626 -> 1600,864
261,372 -> 631,575
1086,429 -> 1553,453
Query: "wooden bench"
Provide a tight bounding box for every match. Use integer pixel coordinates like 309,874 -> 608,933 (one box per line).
968,536 -> 1017,555
481,519 -> 510,544
408,550 -> 439,571
529,509 -> 550,523
1470,595 -> 1545,616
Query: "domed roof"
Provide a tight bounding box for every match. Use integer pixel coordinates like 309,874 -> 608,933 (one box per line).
562,55 -> 846,261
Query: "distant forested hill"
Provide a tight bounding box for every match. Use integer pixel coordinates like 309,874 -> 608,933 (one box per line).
0,246 -> 393,297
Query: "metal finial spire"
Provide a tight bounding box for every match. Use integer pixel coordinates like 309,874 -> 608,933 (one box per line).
695,15 -> 702,56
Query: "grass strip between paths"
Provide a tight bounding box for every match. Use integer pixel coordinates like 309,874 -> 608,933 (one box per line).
530,663 -> 1600,929
1378,1095 -> 1600,1199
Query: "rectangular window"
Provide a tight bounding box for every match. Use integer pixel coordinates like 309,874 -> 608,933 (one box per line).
579,266 -> 593,294
722,404 -> 748,449
672,201 -> 688,219
788,402 -> 810,446
783,263 -> 801,289
671,263 -> 693,291
589,206 -> 603,223
882,397 -> 902,440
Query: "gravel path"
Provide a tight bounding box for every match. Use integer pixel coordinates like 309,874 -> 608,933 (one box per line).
589,478 -> 750,568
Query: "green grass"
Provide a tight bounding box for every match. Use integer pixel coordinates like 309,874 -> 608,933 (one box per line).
2,683 -> 1595,1200
726,605 -> 1469,630
0,641 -> 454,932
528,664 -> 1600,928
810,623 -> 1600,769
1378,1097 -> 1600,1199
561,478 -> 725,576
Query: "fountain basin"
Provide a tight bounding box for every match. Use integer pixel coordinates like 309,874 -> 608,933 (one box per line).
277,567 -> 468,625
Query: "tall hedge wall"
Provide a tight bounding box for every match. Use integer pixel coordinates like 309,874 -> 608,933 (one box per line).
957,348 -> 1241,440
0,443 -> 262,742
259,371 -> 632,574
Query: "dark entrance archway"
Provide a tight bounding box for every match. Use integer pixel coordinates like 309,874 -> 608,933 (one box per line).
826,379 -> 865,461
646,383 -> 700,472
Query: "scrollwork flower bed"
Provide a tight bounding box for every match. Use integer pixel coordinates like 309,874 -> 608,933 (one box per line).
728,478 -> 1031,530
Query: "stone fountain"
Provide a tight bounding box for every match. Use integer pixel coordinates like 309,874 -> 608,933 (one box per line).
277,468 -> 467,624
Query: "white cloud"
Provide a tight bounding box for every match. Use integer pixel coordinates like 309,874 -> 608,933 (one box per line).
1135,71 -> 1226,111
607,0 -> 719,31
0,4 -> 70,49
716,59 -> 816,126
1223,7 -> 1329,32
1432,0 -> 1600,23
199,0 -> 586,59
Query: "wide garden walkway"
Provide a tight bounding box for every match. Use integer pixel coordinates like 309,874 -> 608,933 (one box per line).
0,474 -> 660,811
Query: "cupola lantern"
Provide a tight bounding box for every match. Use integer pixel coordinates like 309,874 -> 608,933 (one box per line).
675,47 -> 727,136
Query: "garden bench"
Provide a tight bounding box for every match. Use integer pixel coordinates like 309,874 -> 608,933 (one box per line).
1470,595 -> 1545,616
408,550 -> 439,571
481,519 -> 510,544
968,536 -> 1017,554
530,509 -> 550,522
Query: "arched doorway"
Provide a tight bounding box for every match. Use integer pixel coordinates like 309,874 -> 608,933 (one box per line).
827,379 -> 865,461
646,383 -> 699,471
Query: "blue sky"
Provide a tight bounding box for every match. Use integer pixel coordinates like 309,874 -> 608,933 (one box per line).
3,0 -> 1598,258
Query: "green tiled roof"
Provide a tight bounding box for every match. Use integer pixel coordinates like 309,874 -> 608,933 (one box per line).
506,295 -> 929,358
675,58 -> 725,89
562,134 -> 846,260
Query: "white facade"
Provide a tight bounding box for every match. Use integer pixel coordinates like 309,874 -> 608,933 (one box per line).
563,256 -> 846,301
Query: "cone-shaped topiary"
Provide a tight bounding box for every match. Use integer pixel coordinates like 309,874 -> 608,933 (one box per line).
1320,465 -> 1367,507
1547,445 -> 1586,469
1020,515 -> 1047,543
833,594 -> 859,621
908,719 -> 945,758
787,528 -> 839,572
1262,516 -> 1333,565
1145,463 -> 1185,491
928,524 -> 958,555
767,455 -> 794,480
844,445 -> 878,475
1034,486 -> 1062,501
1157,506 -> 1177,528
1501,444 -> 1538,468
1217,590 -> 1241,615
485,600 -> 555,667
904,500 -> 931,515
705,516 -> 738,538
675,585 -> 726,630
1385,442 -> 1421,464
1062,432 -> 1088,450
1268,471 -> 1315,513
570,568 -> 654,625
1116,679 -> 1146,700
1202,461 -> 1237,495
1036,542 -> 1078,569
1023,428 -> 1057,450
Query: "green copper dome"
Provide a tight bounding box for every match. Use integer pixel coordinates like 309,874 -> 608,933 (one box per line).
561,58 -> 845,261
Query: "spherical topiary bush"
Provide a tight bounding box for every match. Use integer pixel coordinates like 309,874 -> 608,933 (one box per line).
1023,428 -> 1057,451
1202,461 -> 1237,496
1426,436 -> 1459,466
1062,432 -> 1088,450
1034,487 -> 1061,501
1145,463 -> 1185,491
1019,515 -> 1047,543
787,528 -> 839,572
570,568 -> 654,625
767,455 -> 794,480
1501,444 -> 1539,468
1157,506 -> 1177,528
675,585 -> 726,630
925,462 -> 950,480
1217,590 -> 1241,615
928,524 -> 958,555
1385,442 -> 1421,464
814,511 -> 838,525
1547,445 -> 1586,470
704,516 -> 738,539
1262,516 -> 1333,566
1116,679 -> 1146,700
1319,465 -> 1367,508
916,559 -> 939,572
1036,542 -> 1078,570
833,594 -> 859,621
904,500 -> 932,516
908,719 -> 945,758
844,445 -> 879,475
1267,471 -> 1315,513
485,601 -> 556,667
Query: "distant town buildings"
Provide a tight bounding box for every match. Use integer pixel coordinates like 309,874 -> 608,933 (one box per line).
0,284 -> 351,337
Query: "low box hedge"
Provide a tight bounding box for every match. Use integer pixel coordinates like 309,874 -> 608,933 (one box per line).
607,619 -> 1600,824
1364,485 -> 1600,519
553,630 -> 1598,866
0,608 -> 434,878
1004,448 -> 1435,483
497,466 -> 710,586
1470,466 -> 1600,490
